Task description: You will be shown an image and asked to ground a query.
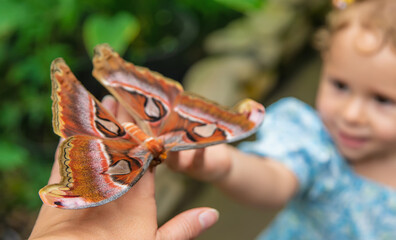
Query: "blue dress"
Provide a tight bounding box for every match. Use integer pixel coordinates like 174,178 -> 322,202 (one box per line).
239,98 -> 396,240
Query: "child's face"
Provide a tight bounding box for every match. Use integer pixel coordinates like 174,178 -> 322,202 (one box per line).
316,25 -> 396,163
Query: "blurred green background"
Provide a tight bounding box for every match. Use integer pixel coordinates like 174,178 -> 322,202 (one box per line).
0,0 -> 330,239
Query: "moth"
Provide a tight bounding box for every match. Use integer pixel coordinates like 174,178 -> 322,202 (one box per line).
39,44 -> 265,209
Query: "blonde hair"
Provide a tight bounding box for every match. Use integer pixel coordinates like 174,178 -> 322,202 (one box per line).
315,0 -> 396,54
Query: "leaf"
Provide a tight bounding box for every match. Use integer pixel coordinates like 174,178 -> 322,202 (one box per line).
0,141 -> 27,170
215,0 -> 264,12
83,12 -> 140,56
0,0 -> 27,37
0,102 -> 22,131
56,0 -> 80,33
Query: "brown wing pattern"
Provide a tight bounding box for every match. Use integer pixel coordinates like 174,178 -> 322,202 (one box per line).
92,44 -> 183,136
40,59 -> 154,209
40,136 -> 152,209
51,59 -> 126,139
161,94 -> 265,151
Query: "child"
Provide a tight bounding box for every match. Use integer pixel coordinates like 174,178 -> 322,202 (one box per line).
167,0 -> 396,239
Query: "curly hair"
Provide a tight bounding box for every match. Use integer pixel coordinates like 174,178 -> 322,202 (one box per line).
315,0 -> 396,54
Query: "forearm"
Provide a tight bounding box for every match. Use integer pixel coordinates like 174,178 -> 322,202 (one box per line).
213,145 -> 298,208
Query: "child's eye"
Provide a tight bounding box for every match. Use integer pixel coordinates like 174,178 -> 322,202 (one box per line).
330,79 -> 348,91
374,95 -> 394,105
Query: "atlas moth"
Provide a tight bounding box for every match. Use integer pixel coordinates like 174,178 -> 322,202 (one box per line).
39,44 -> 265,209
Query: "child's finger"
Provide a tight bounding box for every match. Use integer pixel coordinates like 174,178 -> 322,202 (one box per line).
164,151 -> 181,171
165,150 -> 197,172
101,95 -> 118,117
115,99 -> 136,123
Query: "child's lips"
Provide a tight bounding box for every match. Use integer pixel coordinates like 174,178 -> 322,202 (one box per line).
338,131 -> 369,149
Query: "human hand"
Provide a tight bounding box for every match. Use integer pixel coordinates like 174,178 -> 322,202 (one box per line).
166,144 -> 234,184
29,96 -> 219,240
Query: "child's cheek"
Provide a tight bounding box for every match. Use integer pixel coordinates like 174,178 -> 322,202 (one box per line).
316,93 -> 333,123
372,118 -> 396,142
315,78 -> 336,119
317,103 -> 333,132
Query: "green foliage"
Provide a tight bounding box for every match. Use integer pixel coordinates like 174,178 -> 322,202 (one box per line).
83,12 -> 140,56
215,0 -> 264,12
0,141 -> 27,170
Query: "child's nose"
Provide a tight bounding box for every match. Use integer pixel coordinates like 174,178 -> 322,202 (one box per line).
341,97 -> 366,125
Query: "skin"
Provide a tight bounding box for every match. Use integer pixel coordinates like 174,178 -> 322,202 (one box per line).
168,146 -> 298,209
317,23 -> 396,188
30,96 -> 219,240
167,22 -> 396,209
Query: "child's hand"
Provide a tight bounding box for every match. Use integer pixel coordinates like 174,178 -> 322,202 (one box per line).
29,96 -> 219,240
166,144 -> 234,184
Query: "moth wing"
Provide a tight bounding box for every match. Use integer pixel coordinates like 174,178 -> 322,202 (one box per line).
161,94 -> 265,151
39,136 -> 152,209
92,44 -> 183,137
51,58 -> 126,139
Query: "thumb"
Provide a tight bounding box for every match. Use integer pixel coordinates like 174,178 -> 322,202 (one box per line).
156,207 -> 219,240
